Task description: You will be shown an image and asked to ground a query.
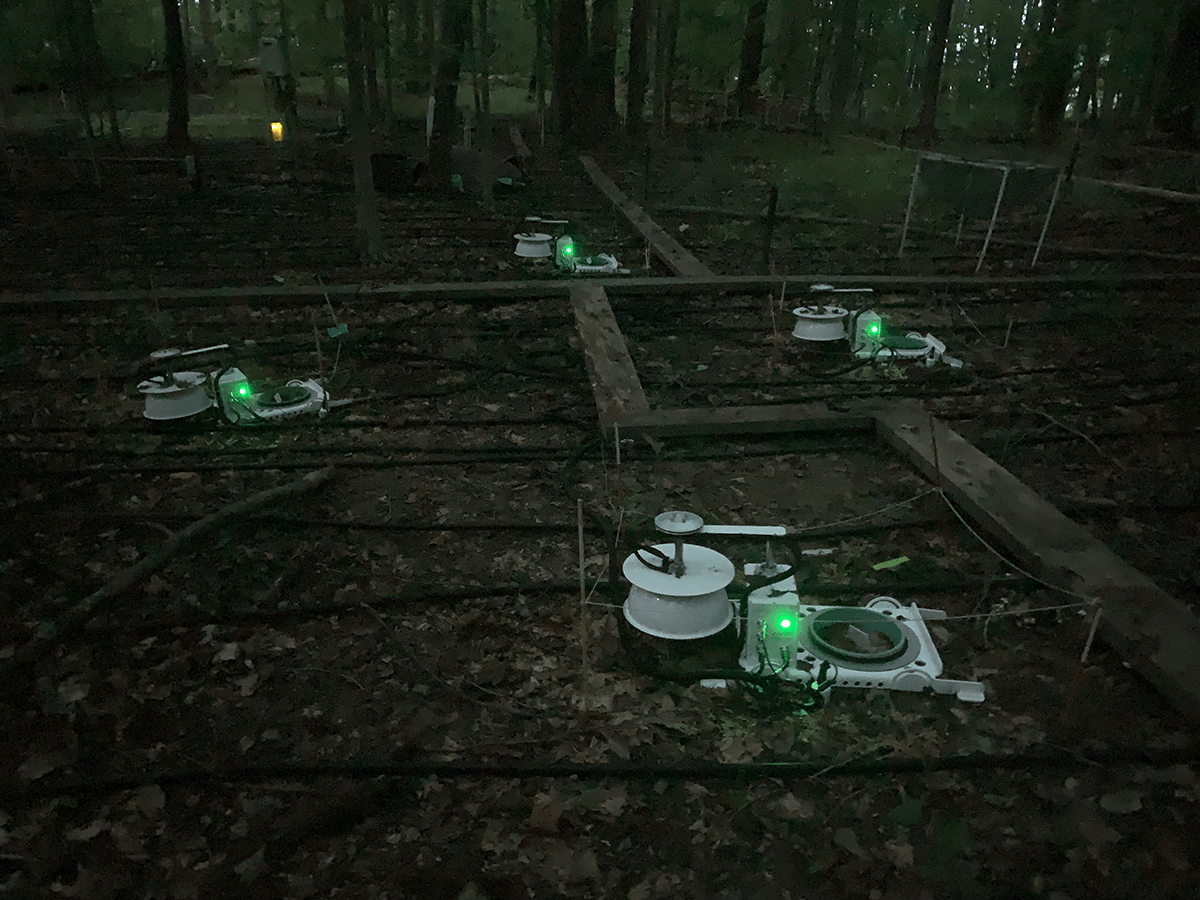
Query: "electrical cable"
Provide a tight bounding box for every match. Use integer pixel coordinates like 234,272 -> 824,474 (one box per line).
12,745 -> 1200,800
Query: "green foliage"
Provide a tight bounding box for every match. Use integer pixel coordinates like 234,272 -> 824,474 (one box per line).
0,0 -> 1180,140
674,0 -> 745,89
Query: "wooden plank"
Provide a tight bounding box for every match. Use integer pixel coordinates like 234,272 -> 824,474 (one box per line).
616,403 -> 875,438
875,399 -> 1200,726
1078,176 -> 1200,203
579,155 -> 715,278
569,284 -> 650,429
6,272 -> 1200,309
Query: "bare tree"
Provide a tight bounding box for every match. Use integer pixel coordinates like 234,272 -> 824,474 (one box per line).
553,0 -> 589,142
278,0 -> 300,142
736,0 -> 770,114
913,0 -> 953,142
1158,0 -> 1200,143
430,0 -> 470,185
589,0 -> 618,133
653,0 -> 680,134
625,0 -> 651,135
826,0 -> 860,126
161,0 -> 191,152
343,0 -> 383,257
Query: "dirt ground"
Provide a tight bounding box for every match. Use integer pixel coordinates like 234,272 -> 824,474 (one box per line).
1,121 -> 1199,899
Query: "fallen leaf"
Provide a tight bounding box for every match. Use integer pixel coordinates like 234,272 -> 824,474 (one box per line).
57,679 -> 90,704
834,827 -> 868,859
884,839 -> 914,868
66,820 -> 108,841
527,792 -> 564,834
134,784 -> 166,818
599,792 -> 627,817
236,672 -> 259,697
628,879 -> 652,900
215,643 -> 239,662
772,793 -> 814,820
1100,790 -> 1143,814
234,847 -> 266,884
1078,814 -> 1121,846
18,754 -> 59,782
886,796 -> 922,826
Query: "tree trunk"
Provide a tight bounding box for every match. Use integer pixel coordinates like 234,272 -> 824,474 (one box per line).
826,0 -> 860,126
382,0 -> 395,128
1125,5 -> 1171,136
770,0 -> 810,92
314,0 -> 336,102
478,0 -> 491,148
914,0 -> 953,139
806,0 -> 835,118
1076,35 -> 1099,120
553,0 -> 590,142
1036,0 -> 1083,142
1015,0 -> 1057,135
470,0 -> 482,120
853,7 -> 872,122
249,0 -> 262,48
424,0 -> 437,90
277,0 -> 300,142
162,0 -> 191,152
180,0 -> 193,87
431,0 -> 470,185
1158,0 -> 1200,142
736,0 -> 770,113
589,0 -> 618,133
653,0 -> 680,134
402,0 -> 418,91
77,0 -> 115,140
58,0 -> 92,139
625,0 -> 652,134
198,0 -> 217,69
365,0 -> 381,122
985,2 -> 1021,93
343,0 -> 383,257
533,0 -> 548,134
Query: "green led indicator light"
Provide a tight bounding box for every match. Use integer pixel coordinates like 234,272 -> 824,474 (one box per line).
868,323 -> 880,335
776,615 -> 794,631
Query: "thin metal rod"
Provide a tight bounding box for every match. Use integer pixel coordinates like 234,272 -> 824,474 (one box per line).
898,155 -> 922,258
578,499 -> 590,687
976,166 -> 1009,274
1080,602 -> 1103,664
1032,170 -> 1065,268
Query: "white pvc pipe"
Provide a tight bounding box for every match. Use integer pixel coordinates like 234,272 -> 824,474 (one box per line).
976,166 -> 1009,274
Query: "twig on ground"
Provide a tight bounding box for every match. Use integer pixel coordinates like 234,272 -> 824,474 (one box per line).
1021,404 -> 1125,468
2,466 -> 337,677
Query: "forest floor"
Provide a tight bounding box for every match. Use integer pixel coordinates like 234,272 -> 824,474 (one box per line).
1,118 -> 1199,900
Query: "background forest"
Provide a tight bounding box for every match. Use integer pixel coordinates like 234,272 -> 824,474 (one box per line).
3,0 -> 1199,153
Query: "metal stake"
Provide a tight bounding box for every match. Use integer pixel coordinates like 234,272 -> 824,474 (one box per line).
898,155 -> 923,258
1032,170 -> 1064,268
976,166 -> 1009,274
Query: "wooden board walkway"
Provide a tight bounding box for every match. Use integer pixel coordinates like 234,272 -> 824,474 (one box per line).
569,284 -> 650,429
578,155 -> 714,278
613,396 -> 1200,725
875,399 -> 1200,725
